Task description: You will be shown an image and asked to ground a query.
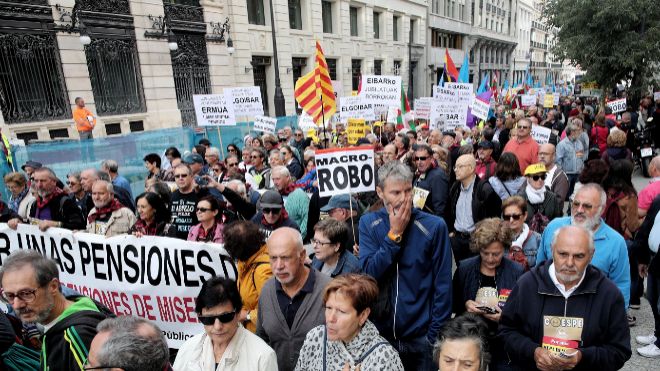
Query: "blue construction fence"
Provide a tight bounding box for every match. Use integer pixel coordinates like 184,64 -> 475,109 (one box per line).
1,116 -> 299,201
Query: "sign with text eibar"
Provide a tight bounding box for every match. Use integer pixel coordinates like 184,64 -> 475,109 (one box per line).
315,146 -> 375,197
193,94 -> 236,126
0,224 -> 237,348
359,75 -> 402,107
224,86 -> 264,117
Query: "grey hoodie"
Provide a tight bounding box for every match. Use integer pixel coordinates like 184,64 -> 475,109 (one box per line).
488,176 -> 526,200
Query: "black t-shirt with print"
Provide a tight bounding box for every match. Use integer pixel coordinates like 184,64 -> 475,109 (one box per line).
169,188 -> 209,240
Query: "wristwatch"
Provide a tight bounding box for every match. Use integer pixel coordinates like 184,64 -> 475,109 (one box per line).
387,230 -> 403,243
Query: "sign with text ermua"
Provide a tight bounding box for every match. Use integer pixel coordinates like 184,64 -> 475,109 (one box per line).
193,94 -> 236,126
606,98 -> 627,114
315,146 -> 375,197
253,115 -> 277,134
0,224 -> 237,348
359,75 -> 401,107
224,86 -> 264,117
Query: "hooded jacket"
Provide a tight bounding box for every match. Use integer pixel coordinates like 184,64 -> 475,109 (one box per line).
359,207 -> 452,344
41,295 -> 114,371
489,176 -> 526,201
498,260 -> 631,371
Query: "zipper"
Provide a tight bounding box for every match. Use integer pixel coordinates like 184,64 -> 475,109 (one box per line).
393,263 -> 399,340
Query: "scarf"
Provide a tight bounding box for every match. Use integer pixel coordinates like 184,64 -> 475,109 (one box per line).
525,183 -> 545,204
35,187 -> 66,209
88,198 -> 124,223
196,222 -> 218,242
132,218 -> 160,236
8,187 -> 29,212
511,223 -> 530,248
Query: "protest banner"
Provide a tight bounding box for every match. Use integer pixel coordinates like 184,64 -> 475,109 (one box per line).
339,96 -> 375,122
315,146 -> 375,197
223,86 -> 264,117
414,97 -> 433,120
253,115 -> 277,134
553,93 -> 561,106
0,224 -> 237,348
471,98 -> 490,121
531,125 -> 551,144
359,75 -> 401,107
543,94 -> 554,108
193,94 -> 236,126
606,98 -> 626,114
347,119 -> 366,145
521,94 -> 537,107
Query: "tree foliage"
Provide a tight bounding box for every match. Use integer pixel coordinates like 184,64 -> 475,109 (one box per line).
544,0 -> 660,103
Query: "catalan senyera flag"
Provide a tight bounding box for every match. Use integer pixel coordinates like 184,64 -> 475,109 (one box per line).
294,41 -> 336,125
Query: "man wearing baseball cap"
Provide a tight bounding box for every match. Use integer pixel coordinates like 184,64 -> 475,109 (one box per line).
250,190 -> 300,238
182,153 -> 205,177
320,194 -> 360,254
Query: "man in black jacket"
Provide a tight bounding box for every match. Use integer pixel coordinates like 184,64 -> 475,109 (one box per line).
499,225 -> 631,370
0,251 -> 113,371
413,144 -> 448,216
444,154 -> 501,263
24,167 -> 85,231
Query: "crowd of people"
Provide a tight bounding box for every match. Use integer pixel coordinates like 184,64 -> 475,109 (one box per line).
0,92 -> 659,371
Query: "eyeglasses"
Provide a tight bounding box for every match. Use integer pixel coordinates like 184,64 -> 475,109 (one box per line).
517,126 -> 530,130
196,207 -> 213,213
414,156 -> 429,161
312,239 -> 334,246
295,133 -> 303,137
174,174 -> 189,179
1,288 -> 38,303
503,213 -> 523,221
528,174 -> 547,181
213,168 -> 222,172
66,181 -> 78,186
251,155 -> 261,159
263,208 -> 281,214
454,164 -> 471,171
198,311 -> 236,325
227,163 -> 238,167
571,201 -> 594,211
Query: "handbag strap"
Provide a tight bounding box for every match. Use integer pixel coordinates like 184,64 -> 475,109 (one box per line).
355,341 -> 390,365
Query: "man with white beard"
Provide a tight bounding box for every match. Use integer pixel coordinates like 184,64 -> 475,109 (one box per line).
535,183 -> 631,309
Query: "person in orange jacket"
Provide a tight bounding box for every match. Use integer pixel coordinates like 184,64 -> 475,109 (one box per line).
73,97 -> 96,139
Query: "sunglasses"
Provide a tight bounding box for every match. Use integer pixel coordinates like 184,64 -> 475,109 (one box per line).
528,174 -> 547,181
196,207 -> 213,213
213,168 -> 222,172
518,126 -> 530,130
197,311 -> 236,325
295,133 -> 303,137
174,174 -> 189,179
414,156 -> 429,161
227,163 -> 238,167
251,155 -> 261,159
228,148 -> 237,152
263,208 -> 281,214
571,201 -> 594,211
503,213 -> 523,221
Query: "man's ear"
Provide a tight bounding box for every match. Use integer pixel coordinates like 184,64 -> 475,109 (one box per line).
376,186 -> 383,201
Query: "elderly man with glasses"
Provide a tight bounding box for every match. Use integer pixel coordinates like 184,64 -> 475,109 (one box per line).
536,183 -> 631,309
0,251 -> 113,371
502,118 -> 540,173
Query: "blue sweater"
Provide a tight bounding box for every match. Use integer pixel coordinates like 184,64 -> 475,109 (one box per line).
536,216 -> 630,308
359,207 -> 452,343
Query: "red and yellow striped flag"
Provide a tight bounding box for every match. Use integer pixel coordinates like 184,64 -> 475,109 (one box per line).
294,41 -> 336,125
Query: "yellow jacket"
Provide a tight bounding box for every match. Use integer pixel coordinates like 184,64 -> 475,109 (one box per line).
237,244 -> 272,333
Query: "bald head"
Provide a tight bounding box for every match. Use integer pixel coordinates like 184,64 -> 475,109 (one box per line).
267,227 -> 306,287
650,156 -> 660,177
538,143 -> 556,167
454,154 -> 476,183
81,168 -> 100,192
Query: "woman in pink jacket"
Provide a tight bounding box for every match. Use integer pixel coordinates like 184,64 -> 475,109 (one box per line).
187,196 -> 224,243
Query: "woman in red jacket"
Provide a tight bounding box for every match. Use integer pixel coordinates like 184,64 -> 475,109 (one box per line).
590,112 -> 610,155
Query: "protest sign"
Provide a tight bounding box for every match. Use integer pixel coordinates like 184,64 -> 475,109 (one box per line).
553,93 -> 561,106
429,103 -> 467,131
224,86 -> 264,117
413,187 -> 430,209
654,92 -> 660,102
543,94 -> 554,108
339,96 -> 375,122
359,75 -> 401,107
347,119 -> 366,145
0,224 -> 237,348
414,97 -> 433,120
193,94 -> 236,126
531,125 -> 551,144
315,146 -> 375,197
253,115 -> 277,134
445,83 -> 473,106
606,98 -> 626,114
434,87 -> 459,103
386,106 -> 399,124
521,94 -> 537,107
332,81 -> 344,102
471,98 -> 490,121
298,111 -> 317,132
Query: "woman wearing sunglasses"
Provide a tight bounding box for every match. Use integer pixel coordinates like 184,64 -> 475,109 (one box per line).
501,195 -> 541,268
187,196 -> 225,244
518,163 -> 563,234
174,276 -> 278,371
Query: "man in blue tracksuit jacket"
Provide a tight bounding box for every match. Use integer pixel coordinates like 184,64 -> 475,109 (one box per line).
359,161 -> 453,371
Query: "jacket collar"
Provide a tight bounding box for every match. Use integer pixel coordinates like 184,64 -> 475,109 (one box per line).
534,260 -> 601,296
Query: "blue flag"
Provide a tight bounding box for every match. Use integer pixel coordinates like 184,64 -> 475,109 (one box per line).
477,73 -> 489,94
457,54 -> 470,83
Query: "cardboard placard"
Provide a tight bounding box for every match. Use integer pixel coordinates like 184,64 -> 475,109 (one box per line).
606,98 -> 627,114
224,86 -> 264,117
386,106 -> 399,124
414,97 -> 434,120
193,94 -> 236,126
531,125 -> 551,144
553,93 -> 561,105
359,75 -> 402,107
315,146 -> 376,197
472,98 -> 490,121
543,94 -> 555,108
253,115 -> 277,134
340,96 -> 376,122
347,118 -> 367,145
521,94 -> 537,107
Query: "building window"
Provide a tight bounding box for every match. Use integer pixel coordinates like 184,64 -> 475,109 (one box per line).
322,1 -> 333,33
351,59 -> 361,90
0,32 -> 70,124
393,60 -> 401,75
374,60 -> 382,75
247,0 -> 265,25
430,29 -> 462,49
288,0 -> 303,29
350,7 -> 359,36
373,11 -> 381,39
252,56 -> 271,115
393,15 -> 400,41
410,19 -> 416,43
85,37 -> 145,116
326,58 -> 337,80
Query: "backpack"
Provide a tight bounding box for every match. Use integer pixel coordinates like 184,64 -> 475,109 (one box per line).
1,313 -> 40,371
508,245 -> 529,271
529,204 -> 550,234
602,192 -> 625,236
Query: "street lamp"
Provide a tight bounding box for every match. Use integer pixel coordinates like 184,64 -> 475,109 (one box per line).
208,17 -> 235,56
268,0 -> 286,117
145,14 -> 178,51
54,3 -> 91,45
